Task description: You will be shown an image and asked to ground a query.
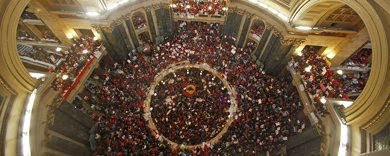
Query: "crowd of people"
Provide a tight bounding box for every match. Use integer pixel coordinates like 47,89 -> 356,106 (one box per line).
334,71 -> 369,99
291,46 -> 371,115
132,15 -> 147,30
246,39 -> 257,53
337,48 -> 372,99
138,32 -> 152,45
17,31 -> 37,41
341,48 -> 371,68
171,0 -> 227,17
291,46 -> 347,115
250,20 -> 266,41
18,45 -> 62,64
151,68 -> 230,145
51,36 -> 103,94
17,28 -> 59,43
41,30 -> 59,42
77,20 -> 306,155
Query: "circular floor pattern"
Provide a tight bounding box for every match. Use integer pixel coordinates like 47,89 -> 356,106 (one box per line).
144,61 -> 238,148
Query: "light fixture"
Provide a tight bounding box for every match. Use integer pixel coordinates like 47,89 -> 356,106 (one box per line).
222,7 -> 228,11
66,33 -> 74,39
82,49 -> 89,54
320,96 -> 327,104
93,36 -> 99,41
295,26 -> 313,30
296,51 -> 303,56
186,5 -> 191,9
208,6 -> 212,10
56,47 -> 62,52
326,52 -> 336,59
304,65 -> 312,72
86,11 -> 100,17
335,100 -> 354,108
29,72 -> 46,79
337,70 -> 343,75
62,74 -> 69,80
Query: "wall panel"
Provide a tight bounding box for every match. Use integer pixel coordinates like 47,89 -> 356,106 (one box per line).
155,8 -> 173,37
237,16 -> 252,47
223,12 -> 243,38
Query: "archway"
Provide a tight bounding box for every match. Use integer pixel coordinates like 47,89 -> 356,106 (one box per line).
0,0 -> 37,155
291,0 -> 390,154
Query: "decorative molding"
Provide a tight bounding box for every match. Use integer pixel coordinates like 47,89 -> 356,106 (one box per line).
362,100 -> 389,130
293,39 -> 306,46
97,25 -> 113,32
110,17 -> 124,28
46,96 -> 63,129
273,29 -> 282,37
0,77 -> 16,95
280,38 -> 296,45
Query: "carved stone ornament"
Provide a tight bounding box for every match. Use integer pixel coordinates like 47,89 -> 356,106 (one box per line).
293,39 -> 306,46
280,38 -> 295,45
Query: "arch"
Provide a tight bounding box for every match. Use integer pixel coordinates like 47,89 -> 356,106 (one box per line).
0,1 -> 38,155
249,17 -> 267,41
0,0 -> 36,93
292,0 -> 390,154
131,10 -> 148,30
293,0 -> 389,126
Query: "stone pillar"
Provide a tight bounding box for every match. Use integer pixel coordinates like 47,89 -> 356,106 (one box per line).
235,13 -> 248,46
237,14 -> 252,47
146,8 -> 158,43
258,29 -> 274,60
123,20 -> 135,48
